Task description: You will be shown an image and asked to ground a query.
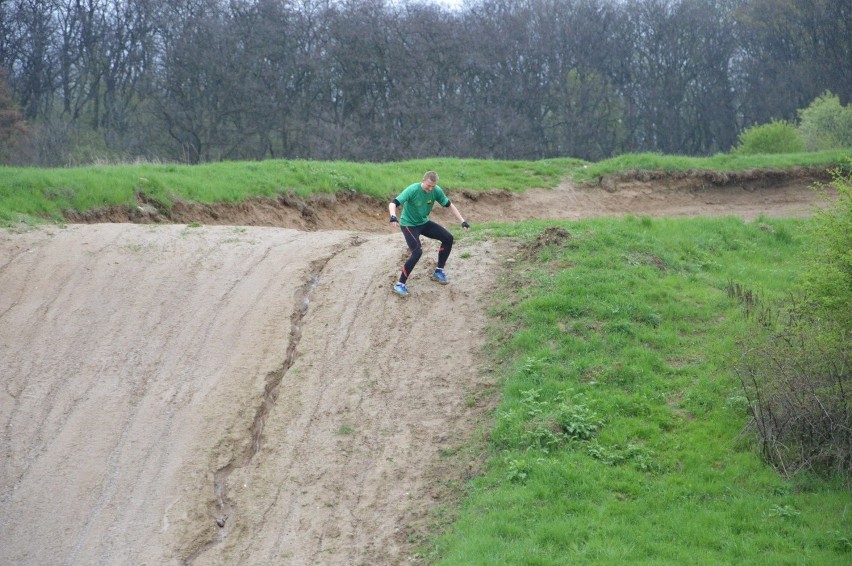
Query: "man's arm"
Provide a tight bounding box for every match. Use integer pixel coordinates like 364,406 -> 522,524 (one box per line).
448,203 -> 470,230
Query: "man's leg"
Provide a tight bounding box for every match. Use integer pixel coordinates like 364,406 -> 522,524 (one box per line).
399,224 -> 424,284
421,221 -> 454,269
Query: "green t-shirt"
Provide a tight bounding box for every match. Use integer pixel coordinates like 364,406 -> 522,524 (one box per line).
395,182 -> 450,226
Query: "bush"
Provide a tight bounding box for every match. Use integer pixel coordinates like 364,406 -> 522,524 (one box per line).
802,165 -> 852,329
737,305 -> 850,479
732,119 -> 804,155
736,166 -> 852,480
798,91 -> 852,151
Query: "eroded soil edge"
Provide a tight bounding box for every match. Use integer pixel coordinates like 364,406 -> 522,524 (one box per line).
63,167 -> 835,231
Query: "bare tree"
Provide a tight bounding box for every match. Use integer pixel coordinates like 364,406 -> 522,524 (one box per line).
2,0 -> 60,119
0,66 -> 27,161
153,0 -> 247,162
732,0 -> 851,130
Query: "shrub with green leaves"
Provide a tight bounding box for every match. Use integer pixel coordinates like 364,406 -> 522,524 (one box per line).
798,91 -> 852,151
803,165 -> 852,328
732,119 -> 804,155
736,166 -> 852,479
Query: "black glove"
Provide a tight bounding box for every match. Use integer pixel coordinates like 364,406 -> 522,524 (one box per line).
390,214 -> 398,223
461,221 -> 470,229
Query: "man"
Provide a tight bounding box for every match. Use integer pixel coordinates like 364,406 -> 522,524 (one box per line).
388,171 -> 470,297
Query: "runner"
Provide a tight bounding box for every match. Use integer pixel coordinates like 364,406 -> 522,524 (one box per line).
389,171 -> 470,297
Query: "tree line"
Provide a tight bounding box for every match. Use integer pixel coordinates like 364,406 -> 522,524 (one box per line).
0,0 -> 849,165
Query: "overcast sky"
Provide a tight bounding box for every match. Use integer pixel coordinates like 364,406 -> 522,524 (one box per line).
417,0 -> 467,10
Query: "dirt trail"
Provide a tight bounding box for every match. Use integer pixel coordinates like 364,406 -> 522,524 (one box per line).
0,175 -> 835,565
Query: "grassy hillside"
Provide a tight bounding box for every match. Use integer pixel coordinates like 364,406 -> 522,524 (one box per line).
1,150 -> 848,226
428,215 -> 851,564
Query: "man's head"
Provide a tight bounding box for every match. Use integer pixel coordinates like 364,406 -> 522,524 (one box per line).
421,171 -> 438,192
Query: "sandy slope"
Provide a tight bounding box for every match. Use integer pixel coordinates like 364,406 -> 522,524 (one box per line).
0,178 -> 834,565
0,223 -> 500,565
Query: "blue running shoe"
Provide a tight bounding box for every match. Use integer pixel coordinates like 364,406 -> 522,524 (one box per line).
431,269 -> 449,285
393,282 -> 409,297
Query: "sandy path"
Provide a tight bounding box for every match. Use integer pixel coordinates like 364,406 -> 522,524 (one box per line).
0,177 -> 834,565
447,174 -> 835,225
0,223 -> 500,565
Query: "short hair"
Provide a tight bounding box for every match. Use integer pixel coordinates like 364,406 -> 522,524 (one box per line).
423,171 -> 439,182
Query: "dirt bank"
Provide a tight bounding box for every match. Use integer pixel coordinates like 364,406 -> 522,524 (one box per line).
64,168 -> 836,231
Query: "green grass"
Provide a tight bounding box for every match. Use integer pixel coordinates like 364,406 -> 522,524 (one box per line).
2,150 -> 849,225
573,149 -> 851,183
429,215 -> 851,564
0,158 -> 583,225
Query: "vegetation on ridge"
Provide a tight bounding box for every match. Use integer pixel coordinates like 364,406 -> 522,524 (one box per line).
1,151 -> 848,226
